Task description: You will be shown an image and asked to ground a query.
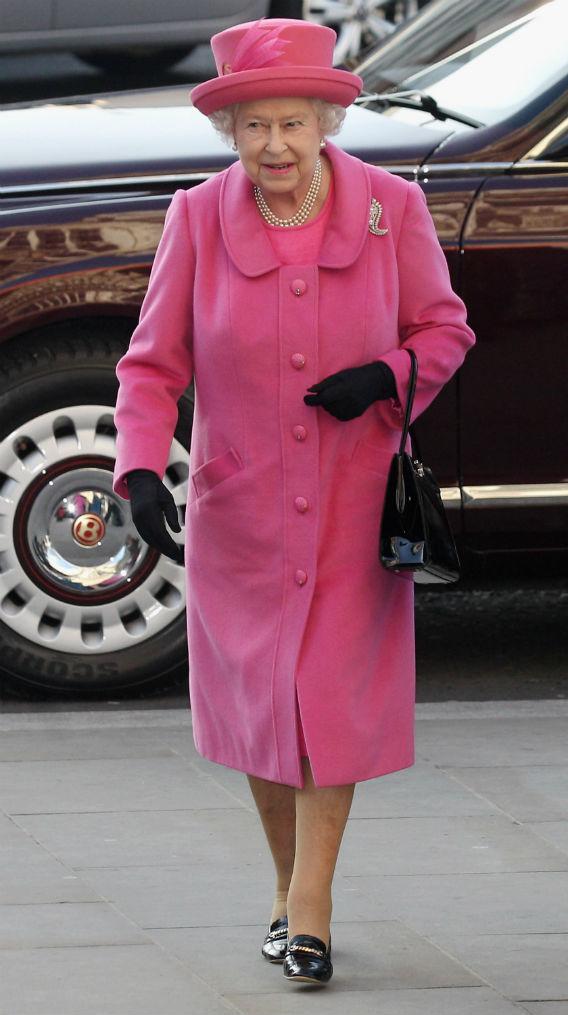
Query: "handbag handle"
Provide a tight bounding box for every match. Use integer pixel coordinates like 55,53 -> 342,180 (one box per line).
398,348 -> 418,458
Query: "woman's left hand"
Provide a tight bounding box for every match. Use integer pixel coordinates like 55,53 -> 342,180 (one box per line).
304,360 -> 397,421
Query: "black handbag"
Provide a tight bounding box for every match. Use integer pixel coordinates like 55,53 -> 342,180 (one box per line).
379,349 -> 461,584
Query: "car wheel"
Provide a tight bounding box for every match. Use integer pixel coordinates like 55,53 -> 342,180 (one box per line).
0,324 -> 192,695
303,0 -> 420,65
76,47 -> 194,73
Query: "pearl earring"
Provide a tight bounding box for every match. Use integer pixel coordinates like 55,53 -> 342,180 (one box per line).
320,139 -> 326,148
232,142 -> 237,151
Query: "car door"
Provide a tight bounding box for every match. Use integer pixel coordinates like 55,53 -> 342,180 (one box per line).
458,123 -> 568,552
409,176 -> 484,529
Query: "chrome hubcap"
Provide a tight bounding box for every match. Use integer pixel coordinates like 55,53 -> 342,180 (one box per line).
14,455 -> 156,603
0,405 -> 188,655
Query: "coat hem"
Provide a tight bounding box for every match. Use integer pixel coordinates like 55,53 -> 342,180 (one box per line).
191,738 -> 415,789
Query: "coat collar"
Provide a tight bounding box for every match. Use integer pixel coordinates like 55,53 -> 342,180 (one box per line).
219,140 -> 371,277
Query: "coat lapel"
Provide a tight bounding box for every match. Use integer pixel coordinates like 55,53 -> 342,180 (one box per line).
219,140 -> 371,277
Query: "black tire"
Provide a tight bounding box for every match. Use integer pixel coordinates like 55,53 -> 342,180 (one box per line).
0,320 -> 193,696
76,46 -> 194,73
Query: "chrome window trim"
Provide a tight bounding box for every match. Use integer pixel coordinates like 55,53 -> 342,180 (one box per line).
1,161 -> 540,200
419,162 -> 514,174
461,483 -> 568,507
441,483 -> 568,508
440,487 -> 461,507
0,166 -> 422,201
0,171 -> 215,198
3,151 -> 568,200
510,160 -> 568,171
519,114 -> 568,161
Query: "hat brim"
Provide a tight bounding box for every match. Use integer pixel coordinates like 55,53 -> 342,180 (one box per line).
190,66 -> 362,116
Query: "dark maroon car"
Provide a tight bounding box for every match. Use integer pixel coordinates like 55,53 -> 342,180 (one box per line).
0,0 -> 566,693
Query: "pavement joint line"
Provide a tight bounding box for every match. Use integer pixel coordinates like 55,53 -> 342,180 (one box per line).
438,770 -> 568,847
186,757 -> 256,813
1,814 -> 250,1015
437,768 -> 536,825
1,699 -> 568,730
75,887 -> 251,1015
390,918 -> 512,999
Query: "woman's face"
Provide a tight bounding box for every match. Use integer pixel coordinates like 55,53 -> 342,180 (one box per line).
233,97 -> 322,203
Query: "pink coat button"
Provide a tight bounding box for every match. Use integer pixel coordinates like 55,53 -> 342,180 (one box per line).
294,569 -> 308,585
291,353 -> 306,369
291,278 -> 307,296
294,496 -> 309,513
292,425 -> 307,441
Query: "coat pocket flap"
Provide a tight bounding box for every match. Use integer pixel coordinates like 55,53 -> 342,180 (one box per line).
192,446 -> 244,499
351,437 -> 394,476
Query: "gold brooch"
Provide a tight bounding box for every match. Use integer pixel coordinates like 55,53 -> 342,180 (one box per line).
369,197 -> 389,235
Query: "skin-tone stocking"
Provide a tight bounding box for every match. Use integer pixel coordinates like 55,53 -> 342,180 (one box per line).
246,757 -> 356,946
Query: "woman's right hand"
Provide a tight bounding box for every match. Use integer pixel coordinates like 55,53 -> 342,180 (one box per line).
125,469 -> 184,564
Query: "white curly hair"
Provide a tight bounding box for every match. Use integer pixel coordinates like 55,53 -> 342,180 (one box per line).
208,98 -> 346,148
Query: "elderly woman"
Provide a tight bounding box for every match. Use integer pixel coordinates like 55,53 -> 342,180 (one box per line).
112,17 -> 475,986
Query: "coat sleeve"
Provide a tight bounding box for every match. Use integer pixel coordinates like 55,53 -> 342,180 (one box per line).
374,180 -> 475,430
112,189 -> 195,501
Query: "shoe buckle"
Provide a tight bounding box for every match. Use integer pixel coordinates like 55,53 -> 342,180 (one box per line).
288,943 -> 325,957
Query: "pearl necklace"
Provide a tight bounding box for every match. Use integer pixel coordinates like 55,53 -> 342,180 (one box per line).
254,157 -> 322,228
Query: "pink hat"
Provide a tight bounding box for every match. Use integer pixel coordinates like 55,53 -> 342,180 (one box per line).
190,18 -> 363,116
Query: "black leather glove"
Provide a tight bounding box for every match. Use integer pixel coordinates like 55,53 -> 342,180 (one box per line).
125,469 -> 184,564
303,360 -> 397,421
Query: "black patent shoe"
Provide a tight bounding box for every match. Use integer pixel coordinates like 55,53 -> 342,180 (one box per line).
283,932 -> 333,985
261,914 -> 289,962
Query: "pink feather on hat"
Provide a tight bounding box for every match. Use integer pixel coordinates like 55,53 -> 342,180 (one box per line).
230,18 -> 292,73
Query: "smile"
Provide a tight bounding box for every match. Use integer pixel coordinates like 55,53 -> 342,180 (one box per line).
263,163 -> 295,174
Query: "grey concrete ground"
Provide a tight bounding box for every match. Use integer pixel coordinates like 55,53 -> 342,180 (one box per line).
0,701 -> 567,1015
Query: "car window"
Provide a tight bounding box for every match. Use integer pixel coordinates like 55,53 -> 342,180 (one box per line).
355,0 -> 551,89
371,0 -> 567,127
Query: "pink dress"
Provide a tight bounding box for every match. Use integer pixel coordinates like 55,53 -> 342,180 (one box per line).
262,173 -> 335,758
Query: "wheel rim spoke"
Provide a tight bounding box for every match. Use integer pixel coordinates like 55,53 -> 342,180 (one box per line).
0,404 -> 187,656
304,0 -> 401,62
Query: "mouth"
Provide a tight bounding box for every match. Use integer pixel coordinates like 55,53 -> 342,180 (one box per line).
263,163 -> 295,174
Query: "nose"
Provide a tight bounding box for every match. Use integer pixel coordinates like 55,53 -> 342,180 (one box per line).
265,125 -> 287,153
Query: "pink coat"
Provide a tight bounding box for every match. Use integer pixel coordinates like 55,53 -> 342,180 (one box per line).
113,139 -> 476,788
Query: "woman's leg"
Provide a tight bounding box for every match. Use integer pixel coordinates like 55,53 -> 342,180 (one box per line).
287,756 -> 355,948
247,758 -> 356,946
246,773 -> 296,923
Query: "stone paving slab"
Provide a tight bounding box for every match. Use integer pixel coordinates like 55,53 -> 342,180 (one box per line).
442,765 -> 568,821
522,1005 -> 568,1014
0,728 -> 181,762
0,755 -> 243,814
429,932 -> 568,1002
0,944 -> 236,1015
13,806 -> 266,870
192,756 -> 500,818
0,859 -> 100,905
0,901 -> 147,949
338,813 -> 568,877
223,986 -> 526,1013
1,701 -> 567,1015
74,864 -> 276,929
336,871 -> 568,936
526,821 -> 568,854
148,919 -> 482,994
415,716 -> 568,768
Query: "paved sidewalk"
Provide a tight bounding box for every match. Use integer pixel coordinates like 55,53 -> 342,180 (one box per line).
0,700 -> 567,1015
